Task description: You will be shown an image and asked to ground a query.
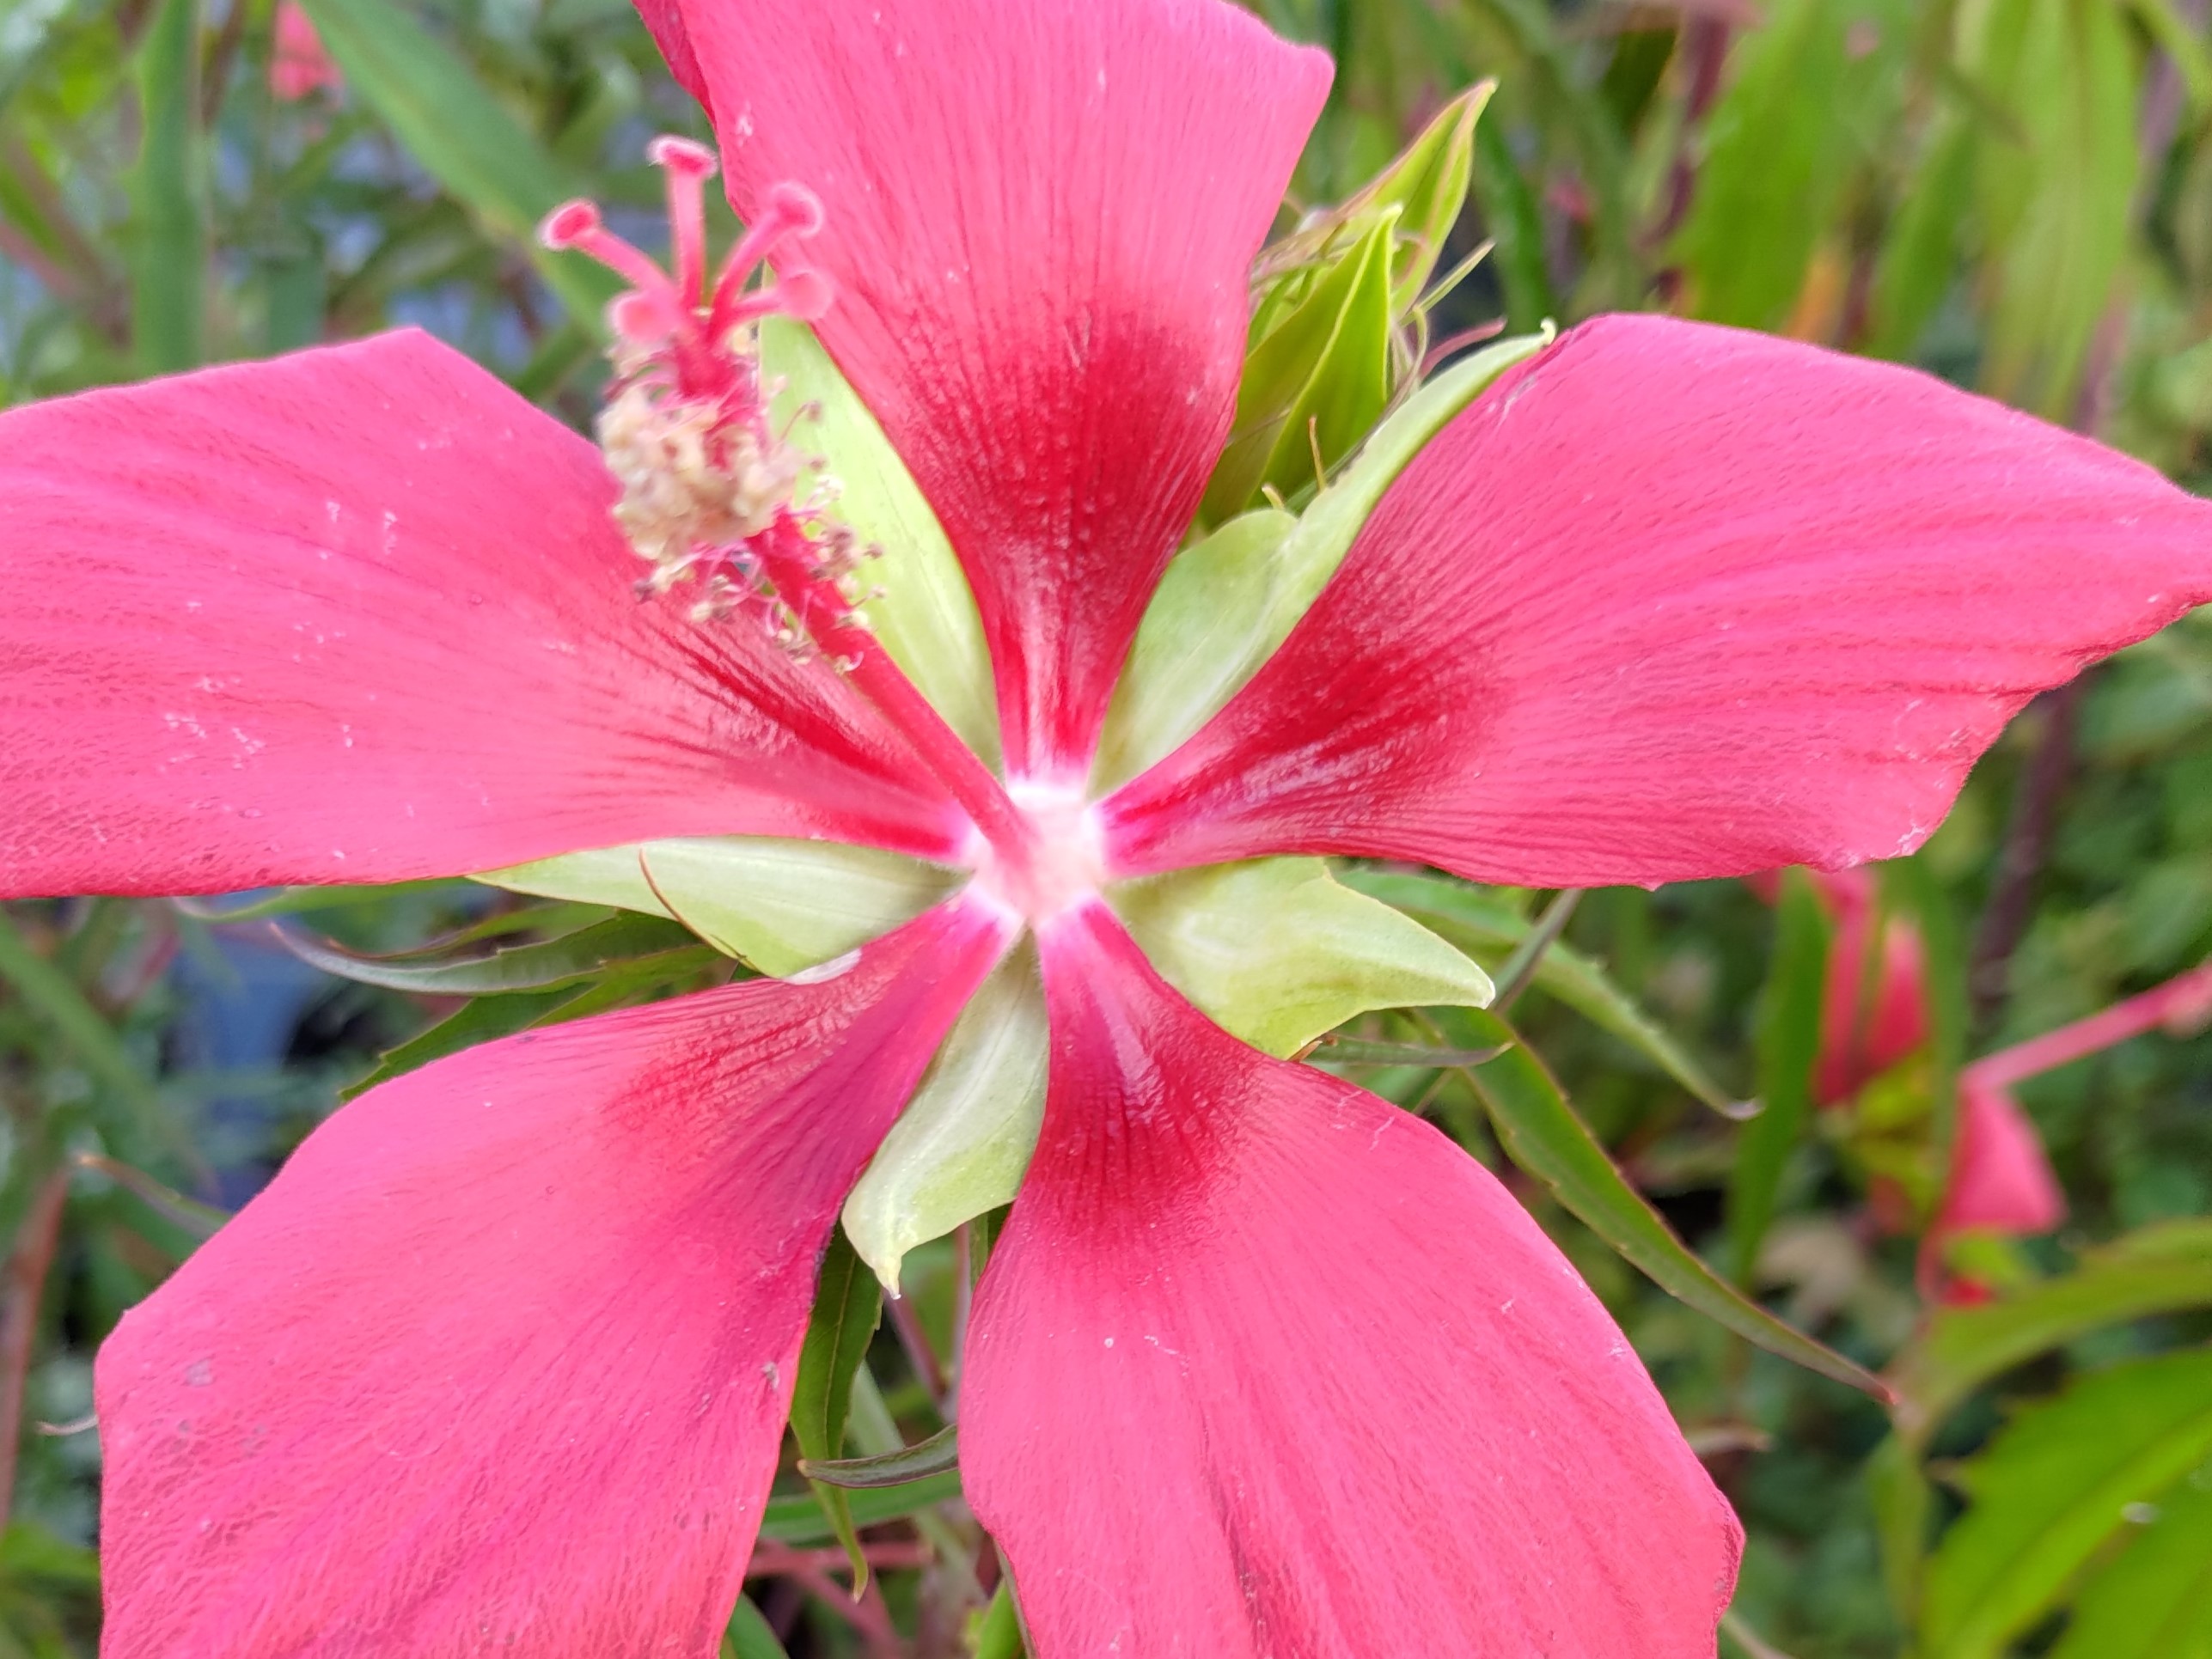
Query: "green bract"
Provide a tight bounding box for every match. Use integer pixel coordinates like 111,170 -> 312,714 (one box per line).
479,836 -> 956,979
840,943 -> 1048,1288
1112,858 -> 1494,1058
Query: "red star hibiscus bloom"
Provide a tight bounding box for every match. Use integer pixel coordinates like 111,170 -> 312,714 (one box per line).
4,0 -> 2211,1653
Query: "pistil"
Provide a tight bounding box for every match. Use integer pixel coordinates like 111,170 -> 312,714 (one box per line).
541,138 -> 1036,876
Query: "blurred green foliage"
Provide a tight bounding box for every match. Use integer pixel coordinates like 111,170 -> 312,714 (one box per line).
3,0 -> 2212,1655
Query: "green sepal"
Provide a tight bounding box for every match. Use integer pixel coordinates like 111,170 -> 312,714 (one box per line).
1091,508 -> 1292,790
842,944 -> 1048,1290
1201,209 -> 1396,522
1095,332 -> 1551,793
790,1226 -> 883,1590
1111,857 -> 1493,1058
478,836 -> 959,978
130,0 -> 204,375
761,317 -> 999,767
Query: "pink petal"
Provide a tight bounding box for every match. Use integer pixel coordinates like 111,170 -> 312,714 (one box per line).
0,331 -> 968,898
1940,1073 -> 2066,1236
1102,316 -> 2212,887
669,0 -> 1330,778
98,900 -> 1008,1658
962,902 -> 1741,1656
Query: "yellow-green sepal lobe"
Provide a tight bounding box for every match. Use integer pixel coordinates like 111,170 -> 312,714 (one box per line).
841,942 -> 1048,1291
1092,330 -> 1554,795
760,315 -> 999,769
1109,857 -> 1495,1058
476,836 -> 958,977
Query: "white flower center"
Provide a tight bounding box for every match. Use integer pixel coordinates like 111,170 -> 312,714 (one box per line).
968,779 -> 1106,927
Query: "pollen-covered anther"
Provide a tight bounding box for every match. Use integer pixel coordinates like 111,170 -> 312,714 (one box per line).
541,139 -> 852,625
598,382 -> 804,589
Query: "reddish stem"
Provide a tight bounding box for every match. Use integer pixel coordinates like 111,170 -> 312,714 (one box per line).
1968,960 -> 2212,1090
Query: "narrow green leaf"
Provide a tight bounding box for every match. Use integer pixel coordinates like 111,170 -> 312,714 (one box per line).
276,912 -> 703,996
1491,887 -> 1580,1010
2050,1469 -> 2212,1659
1867,1430 -> 1936,1625
339,986 -> 583,1100
1672,0 -> 1904,331
0,910 -> 164,1131
1346,869 -> 1746,1117
801,1422 -> 958,1490
1728,869 -> 1830,1282
971,1582 -> 1029,1659
790,1227 -> 883,1587
291,0 -> 616,326
2123,0 -> 2212,116
1432,1005 -> 1892,1400
1968,0 -> 2142,417
1470,113 -> 1553,332
131,0 -> 203,373
1312,1036 -> 1511,1068
171,881 -> 462,923
70,1152 -> 226,1241
1922,1349 -> 2212,1659
755,1470 -> 963,1546
1867,118 -> 1974,361
1889,1219 -> 2212,1444
722,1597 -> 792,1659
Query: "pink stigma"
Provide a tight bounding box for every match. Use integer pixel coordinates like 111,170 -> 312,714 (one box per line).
536,137 -> 834,400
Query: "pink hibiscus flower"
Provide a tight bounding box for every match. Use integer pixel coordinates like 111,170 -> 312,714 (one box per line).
4,0 -> 2212,1652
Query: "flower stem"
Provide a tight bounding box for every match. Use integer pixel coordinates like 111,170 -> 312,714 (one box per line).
1968,959 -> 2212,1089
